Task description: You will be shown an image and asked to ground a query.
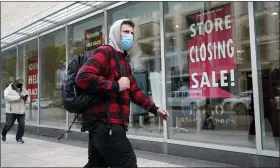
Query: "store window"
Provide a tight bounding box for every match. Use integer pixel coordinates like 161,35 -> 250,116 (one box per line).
39,28 -> 66,127
1,48 -> 17,122
68,14 -> 104,129
18,39 -> 38,124
254,2 -> 279,151
164,2 -> 255,148
68,14 -> 104,60
108,2 -> 163,137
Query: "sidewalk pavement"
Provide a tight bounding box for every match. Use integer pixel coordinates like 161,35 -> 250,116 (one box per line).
1,133 -> 235,167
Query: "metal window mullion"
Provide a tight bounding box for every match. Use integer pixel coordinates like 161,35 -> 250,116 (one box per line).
23,44 -> 26,90
65,24 -> 69,132
104,8 -> 108,44
16,45 -> 19,78
37,36 -> 40,125
160,1 -> 168,140
0,2 -> 1,95
248,1 -> 263,154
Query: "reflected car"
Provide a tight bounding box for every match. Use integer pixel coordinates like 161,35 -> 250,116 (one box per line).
222,91 -> 252,115
167,89 -> 206,111
48,100 -> 63,108
222,90 -> 280,115
1,99 -> 5,108
32,98 -> 51,109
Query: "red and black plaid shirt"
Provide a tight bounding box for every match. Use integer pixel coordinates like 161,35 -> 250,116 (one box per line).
75,45 -> 158,126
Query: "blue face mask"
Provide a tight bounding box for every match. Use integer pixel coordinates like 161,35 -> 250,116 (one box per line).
121,34 -> 133,51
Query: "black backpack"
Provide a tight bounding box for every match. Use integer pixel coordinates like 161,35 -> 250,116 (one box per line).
63,50 -> 96,114
58,45 -> 126,140
59,47 -> 108,140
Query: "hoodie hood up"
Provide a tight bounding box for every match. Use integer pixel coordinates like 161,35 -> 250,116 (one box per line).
109,19 -> 131,53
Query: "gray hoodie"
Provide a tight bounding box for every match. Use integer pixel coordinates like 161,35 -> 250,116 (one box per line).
109,19 -> 131,53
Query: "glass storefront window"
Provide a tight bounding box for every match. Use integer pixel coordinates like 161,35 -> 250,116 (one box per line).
18,39 -> 38,124
108,2 -> 163,137
254,2 -> 279,151
68,15 -> 105,60
68,14 -> 104,129
164,1 -> 255,147
1,48 -> 17,122
0,2 -> 278,156
39,28 -> 66,127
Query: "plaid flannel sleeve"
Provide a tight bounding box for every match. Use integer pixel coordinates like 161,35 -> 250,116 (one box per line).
75,48 -> 119,94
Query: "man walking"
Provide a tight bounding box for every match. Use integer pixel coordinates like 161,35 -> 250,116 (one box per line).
75,19 -> 169,168
2,77 -> 29,143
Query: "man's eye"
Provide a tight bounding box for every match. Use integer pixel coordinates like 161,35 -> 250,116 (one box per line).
123,30 -> 133,35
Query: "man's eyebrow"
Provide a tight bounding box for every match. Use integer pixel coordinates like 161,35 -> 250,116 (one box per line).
123,30 -> 134,34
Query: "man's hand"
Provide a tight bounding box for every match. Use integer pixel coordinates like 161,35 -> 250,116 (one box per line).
118,77 -> 130,92
20,95 -> 28,101
157,108 -> 169,120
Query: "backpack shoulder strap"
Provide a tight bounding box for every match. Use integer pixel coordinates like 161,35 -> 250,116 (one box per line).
92,45 -> 116,134
104,45 -> 128,77
105,46 -> 128,128
88,45 -> 116,77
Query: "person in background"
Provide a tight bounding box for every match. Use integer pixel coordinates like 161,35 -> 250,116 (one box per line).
248,68 -> 279,140
1,77 -> 30,144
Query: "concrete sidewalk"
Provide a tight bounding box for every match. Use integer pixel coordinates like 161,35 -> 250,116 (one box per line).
1,133 -> 235,167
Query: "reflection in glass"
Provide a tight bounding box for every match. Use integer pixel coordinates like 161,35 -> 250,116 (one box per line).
68,15 -> 104,130
165,2 -> 255,148
40,29 -> 66,127
108,2 -> 163,137
1,49 -> 17,122
254,2 -> 279,151
18,39 -> 38,124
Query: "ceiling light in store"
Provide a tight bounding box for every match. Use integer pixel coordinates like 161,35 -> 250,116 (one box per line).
173,37 -> 176,40
272,12 -> 278,15
175,25 -> 179,28
237,50 -> 244,53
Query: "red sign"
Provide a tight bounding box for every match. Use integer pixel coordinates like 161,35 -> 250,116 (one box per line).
187,4 -> 236,98
27,57 -> 38,101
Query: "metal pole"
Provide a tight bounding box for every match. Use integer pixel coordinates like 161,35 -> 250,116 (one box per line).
16,45 -> 19,78
0,1 -> 2,116
248,1 -> 263,154
65,24 -> 69,133
104,8 -> 108,44
37,36 -> 40,125
160,1 -> 168,139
